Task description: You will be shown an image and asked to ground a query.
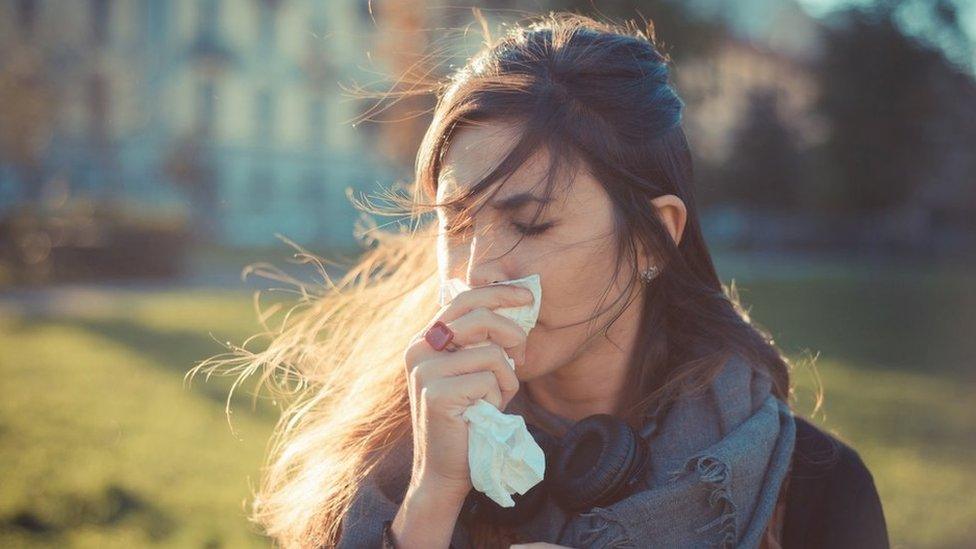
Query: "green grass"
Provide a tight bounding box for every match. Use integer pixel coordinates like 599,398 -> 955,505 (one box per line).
724,255 -> 976,548
789,359 -> 976,547
0,258 -> 973,547
0,291 -> 277,548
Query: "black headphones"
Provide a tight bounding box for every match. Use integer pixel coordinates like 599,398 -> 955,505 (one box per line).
461,414 -> 652,527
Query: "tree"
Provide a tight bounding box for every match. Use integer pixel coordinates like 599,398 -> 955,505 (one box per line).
723,88 -> 805,211
816,1 -> 975,214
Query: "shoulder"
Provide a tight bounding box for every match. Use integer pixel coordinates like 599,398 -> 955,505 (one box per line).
782,415 -> 890,549
337,437 -> 415,548
369,434 -> 415,505
791,414 -> 872,485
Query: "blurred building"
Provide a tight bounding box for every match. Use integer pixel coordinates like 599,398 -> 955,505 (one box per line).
675,0 -> 826,164
3,0 -> 970,261
0,0 -> 397,248
678,35 -> 826,166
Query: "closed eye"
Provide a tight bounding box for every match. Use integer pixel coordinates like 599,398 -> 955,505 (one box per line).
511,221 -> 554,236
441,218 -> 554,237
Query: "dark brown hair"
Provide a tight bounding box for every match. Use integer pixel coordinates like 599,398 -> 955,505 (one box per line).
385,13 -> 800,545
399,11 -> 794,421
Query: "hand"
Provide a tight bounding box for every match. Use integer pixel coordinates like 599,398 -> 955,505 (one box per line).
510,544 -> 577,548
402,282 -> 535,497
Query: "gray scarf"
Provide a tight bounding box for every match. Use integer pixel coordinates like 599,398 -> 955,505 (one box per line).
338,352 -> 796,548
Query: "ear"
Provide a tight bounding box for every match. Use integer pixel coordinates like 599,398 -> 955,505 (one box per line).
650,194 -> 687,246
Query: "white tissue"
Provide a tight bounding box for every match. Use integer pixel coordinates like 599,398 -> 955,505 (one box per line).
438,273 -> 546,507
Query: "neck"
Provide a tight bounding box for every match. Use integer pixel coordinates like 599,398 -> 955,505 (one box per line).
524,278 -> 651,423
525,320 -> 641,424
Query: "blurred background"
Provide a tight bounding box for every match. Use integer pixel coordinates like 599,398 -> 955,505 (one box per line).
0,0 -> 973,547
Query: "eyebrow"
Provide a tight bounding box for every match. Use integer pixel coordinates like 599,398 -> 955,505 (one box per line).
489,192 -> 550,211
441,191 -> 550,214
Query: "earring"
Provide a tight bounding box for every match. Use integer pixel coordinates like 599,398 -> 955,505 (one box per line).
639,264 -> 660,284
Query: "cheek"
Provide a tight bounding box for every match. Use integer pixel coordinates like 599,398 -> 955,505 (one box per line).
532,238 -> 618,322
518,328 -> 582,380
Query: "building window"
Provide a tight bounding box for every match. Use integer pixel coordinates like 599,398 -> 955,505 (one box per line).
197,79 -> 216,137
91,0 -> 111,46
303,172 -> 328,239
17,0 -> 36,37
308,98 -> 325,146
250,169 -> 274,213
258,2 -> 277,52
255,89 -> 275,142
145,2 -> 168,46
197,0 -> 219,43
89,73 -> 110,140
302,172 -> 325,204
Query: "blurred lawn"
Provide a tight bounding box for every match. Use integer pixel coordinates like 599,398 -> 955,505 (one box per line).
0,256 -> 973,548
0,291 -> 275,548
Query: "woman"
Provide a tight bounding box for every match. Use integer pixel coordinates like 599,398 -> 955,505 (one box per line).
191,12 -> 888,549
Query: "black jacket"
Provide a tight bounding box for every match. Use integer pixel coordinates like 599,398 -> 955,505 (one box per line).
782,415 -> 890,548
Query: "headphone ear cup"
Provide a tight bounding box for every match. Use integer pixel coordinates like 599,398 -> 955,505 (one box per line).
548,414 -> 649,512
463,423 -> 559,527
529,422 -> 560,462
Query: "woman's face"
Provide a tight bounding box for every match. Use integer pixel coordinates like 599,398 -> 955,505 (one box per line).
436,121 -> 645,381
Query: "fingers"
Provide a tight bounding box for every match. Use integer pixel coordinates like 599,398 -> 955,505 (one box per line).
437,283 -> 534,325
406,304 -> 530,369
409,283 -> 532,351
448,307 -> 526,350
403,283 -> 534,416
410,344 -> 520,409
424,370 -> 505,412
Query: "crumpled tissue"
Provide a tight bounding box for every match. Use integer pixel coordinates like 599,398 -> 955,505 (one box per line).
438,273 -> 546,507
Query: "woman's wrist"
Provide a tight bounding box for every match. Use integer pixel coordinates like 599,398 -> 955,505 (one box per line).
412,468 -> 472,501
390,478 -> 468,548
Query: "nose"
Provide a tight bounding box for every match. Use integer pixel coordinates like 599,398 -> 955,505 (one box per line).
465,233 -> 511,288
